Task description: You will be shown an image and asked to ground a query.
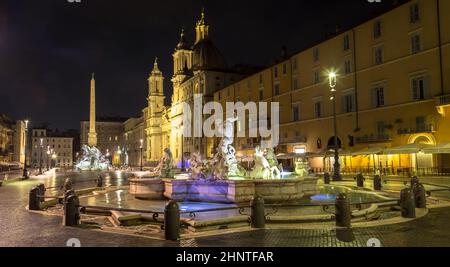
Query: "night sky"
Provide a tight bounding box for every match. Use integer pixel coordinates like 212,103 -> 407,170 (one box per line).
0,0 -> 398,130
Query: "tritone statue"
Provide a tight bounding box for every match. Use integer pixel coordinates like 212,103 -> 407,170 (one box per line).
212,117 -> 246,179
250,146 -> 282,180
75,145 -> 110,171
150,148 -> 175,178
189,152 -> 207,180
295,158 -> 310,177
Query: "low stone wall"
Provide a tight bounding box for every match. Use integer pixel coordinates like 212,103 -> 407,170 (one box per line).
130,177 -> 319,203
129,178 -> 165,199
164,179 -> 255,203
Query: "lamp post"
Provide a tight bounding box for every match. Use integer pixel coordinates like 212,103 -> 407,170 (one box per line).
51,152 -> 56,168
117,146 -> 122,169
46,146 -> 50,171
39,138 -> 43,175
140,139 -> 144,171
22,120 -> 29,179
329,71 -> 342,181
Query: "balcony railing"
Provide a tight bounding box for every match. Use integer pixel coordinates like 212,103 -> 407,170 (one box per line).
279,136 -> 307,145
398,126 -> 435,135
436,94 -> 450,106
355,134 -> 391,144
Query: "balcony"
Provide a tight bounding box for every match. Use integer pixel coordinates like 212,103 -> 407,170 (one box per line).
279,136 -> 307,145
436,94 -> 450,116
397,126 -> 435,135
355,134 -> 391,144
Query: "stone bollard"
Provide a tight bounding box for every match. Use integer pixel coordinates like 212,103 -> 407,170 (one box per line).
96,175 -> 103,188
400,188 -> 416,218
28,187 -> 40,211
373,175 -> 382,191
413,183 -> 427,209
324,173 -> 331,185
63,178 -> 73,192
164,201 -> 180,241
63,195 -> 80,227
356,173 -> 364,188
37,184 -> 46,202
251,196 -> 266,229
411,176 -> 420,188
335,193 -> 351,228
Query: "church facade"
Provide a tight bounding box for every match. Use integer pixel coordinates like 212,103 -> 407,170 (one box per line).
142,10 -> 248,166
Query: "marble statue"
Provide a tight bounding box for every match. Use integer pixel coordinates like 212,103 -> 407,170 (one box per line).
250,146 -> 282,180
75,145 -> 110,171
151,148 -> 175,178
265,148 -> 283,175
211,117 -> 246,179
189,152 -> 207,180
295,157 -> 310,177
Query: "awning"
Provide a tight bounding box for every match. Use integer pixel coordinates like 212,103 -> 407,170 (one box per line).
383,143 -> 434,155
423,143 -> 450,154
351,147 -> 384,156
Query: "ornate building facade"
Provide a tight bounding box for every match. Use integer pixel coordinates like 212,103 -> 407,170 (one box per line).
143,10 -> 248,166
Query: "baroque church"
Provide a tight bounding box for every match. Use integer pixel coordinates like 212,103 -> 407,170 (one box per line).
143,9 -> 252,166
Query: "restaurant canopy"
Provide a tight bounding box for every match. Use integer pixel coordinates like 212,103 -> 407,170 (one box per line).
383,143 -> 435,155
351,147 -> 384,156
422,142 -> 450,154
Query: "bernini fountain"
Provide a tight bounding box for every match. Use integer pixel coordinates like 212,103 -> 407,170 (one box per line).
129,117 -> 318,203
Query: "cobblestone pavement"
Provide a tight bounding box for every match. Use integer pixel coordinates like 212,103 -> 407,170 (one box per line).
1,175 -> 450,247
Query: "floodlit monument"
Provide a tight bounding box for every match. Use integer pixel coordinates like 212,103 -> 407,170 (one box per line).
75,74 -> 110,171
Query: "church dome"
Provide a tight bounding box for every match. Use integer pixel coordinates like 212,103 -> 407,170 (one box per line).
192,39 -> 226,71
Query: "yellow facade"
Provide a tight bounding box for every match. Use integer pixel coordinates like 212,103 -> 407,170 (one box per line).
214,0 -> 450,174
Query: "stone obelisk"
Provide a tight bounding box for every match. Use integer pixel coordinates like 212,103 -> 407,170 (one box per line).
87,73 -> 97,147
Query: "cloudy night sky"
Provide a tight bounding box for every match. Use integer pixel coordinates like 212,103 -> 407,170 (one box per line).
0,0 -> 399,130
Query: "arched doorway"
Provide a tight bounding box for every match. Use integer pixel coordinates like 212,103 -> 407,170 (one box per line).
410,135 -> 435,173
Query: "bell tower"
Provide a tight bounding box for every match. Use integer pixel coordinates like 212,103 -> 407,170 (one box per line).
195,8 -> 209,44
146,57 -> 165,161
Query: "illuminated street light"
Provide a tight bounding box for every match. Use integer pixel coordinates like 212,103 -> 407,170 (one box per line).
22,120 -> 30,179
329,71 -> 341,181
140,139 -> 144,171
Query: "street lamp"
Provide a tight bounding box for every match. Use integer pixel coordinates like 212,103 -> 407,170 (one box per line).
39,138 -> 43,175
140,139 -> 144,171
23,120 -> 29,179
46,146 -> 50,171
51,152 -> 57,168
329,71 -> 341,181
117,146 -> 122,168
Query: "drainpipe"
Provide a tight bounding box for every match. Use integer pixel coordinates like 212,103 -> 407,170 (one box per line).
436,0 -> 445,95
352,29 -> 360,131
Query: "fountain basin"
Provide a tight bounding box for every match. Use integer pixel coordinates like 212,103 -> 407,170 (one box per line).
129,176 -> 319,203
129,178 -> 165,199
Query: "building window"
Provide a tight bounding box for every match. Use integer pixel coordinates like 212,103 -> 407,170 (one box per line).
377,121 -> 386,135
259,74 -> 263,84
343,34 -> 350,51
314,101 -> 322,118
411,76 -> 429,100
292,105 -> 300,121
293,78 -> 299,90
274,67 -> 278,78
373,20 -> 382,39
374,47 -> 384,65
342,93 -> 355,113
410,3 -> 420,24
411,34 -> 422,54
293,57 -> 298,70
344,60 -> 352,74
283,63 -> 287,75
259,89 -> 264,100
313,48 -> 319,62
274,84 -> 280,95
314,71 -> 320,84
372,85 -> 385,108
416,116 -> 426,132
